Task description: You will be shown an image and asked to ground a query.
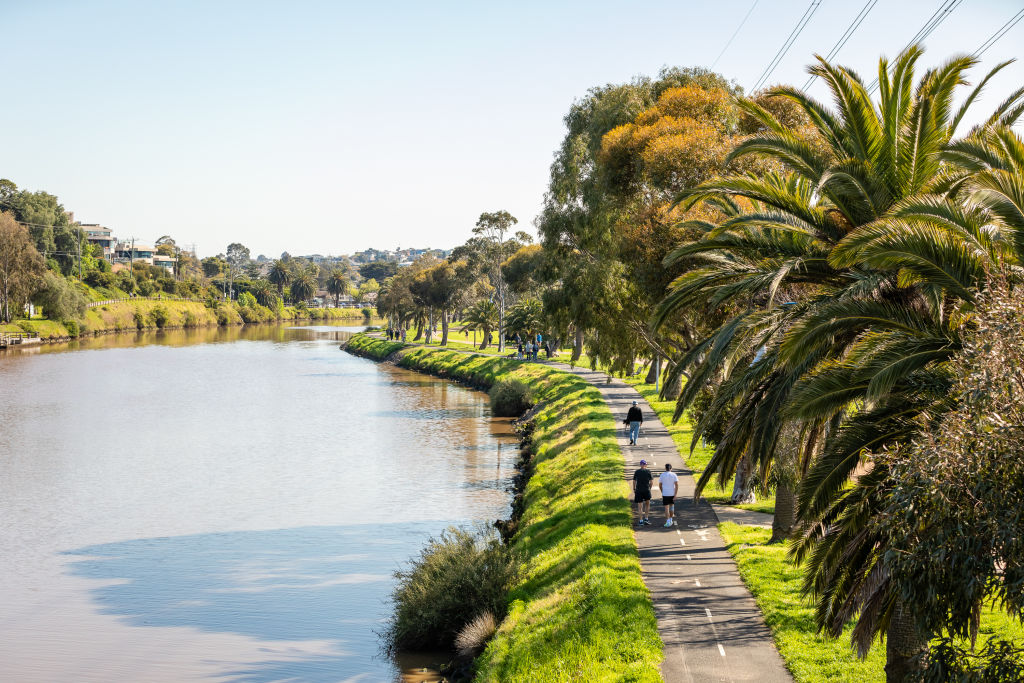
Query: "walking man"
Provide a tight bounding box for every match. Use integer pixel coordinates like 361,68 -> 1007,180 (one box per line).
632,459 -> 653,526
659,463 -> 679,527
625,400 -> 643,445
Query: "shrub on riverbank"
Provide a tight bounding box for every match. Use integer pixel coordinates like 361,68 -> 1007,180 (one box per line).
345,335 -> 662,681
488,379 -> 534,417
386,526 -> 517,654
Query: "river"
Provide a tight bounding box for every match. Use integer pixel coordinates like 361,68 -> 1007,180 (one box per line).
0,324 -> 517,682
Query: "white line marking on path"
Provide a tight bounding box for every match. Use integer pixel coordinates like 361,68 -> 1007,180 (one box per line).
686,554 -> 692,561
694,579 -> 701,587
675,529 -> 681,535
718,643 -> 726,657
679,538 -> 686,546
705,608 -> 713,620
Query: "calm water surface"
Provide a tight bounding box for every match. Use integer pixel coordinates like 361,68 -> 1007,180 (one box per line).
0,325 -> 516,682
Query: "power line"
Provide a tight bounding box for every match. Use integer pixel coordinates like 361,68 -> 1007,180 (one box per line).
802,0 -> 879,91
973,7 -> 1024,58
711,0 -> 759,70
867,0 -> 964,94
751,0 -> 823,92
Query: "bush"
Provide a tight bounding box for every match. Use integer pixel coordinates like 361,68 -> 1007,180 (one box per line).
149,306 -> 169,329
137,279 -> 156,296
183,311 -> 198,328
85,269 -> 116,289
115,272 -> 136,294
362,307 -> 373,319
489,379 -> 534,417
237,291 -> 257,308
133,310 -> 146,330
385,526 -> 516,653
215,308 -> 232,326
62,319 -> 79,337
31,272 -> 87,321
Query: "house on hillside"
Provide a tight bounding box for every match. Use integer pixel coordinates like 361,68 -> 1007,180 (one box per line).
152,254 -> 177,274
82,224 -> 117,262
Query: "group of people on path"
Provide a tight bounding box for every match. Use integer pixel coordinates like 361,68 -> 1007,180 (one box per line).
625,399 -> 679,527
384,327 -> 407,341
515,333 -> 549,361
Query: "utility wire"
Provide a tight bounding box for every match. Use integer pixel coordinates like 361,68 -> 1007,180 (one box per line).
867,0 -> 964,94
751,0 -> 823,92
711,0 -> 760,69
972,7 -> 1024,58
803,0 -> 879,91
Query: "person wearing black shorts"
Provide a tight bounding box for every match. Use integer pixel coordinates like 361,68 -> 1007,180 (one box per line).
659,463 -> 680,527
632,459 -> 653,526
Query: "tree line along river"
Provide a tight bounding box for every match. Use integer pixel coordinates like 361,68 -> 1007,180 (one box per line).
0,323 -> 517,682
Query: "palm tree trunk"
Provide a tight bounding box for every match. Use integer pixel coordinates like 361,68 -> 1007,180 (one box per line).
441,310 -> 449,346
663,364 -> 683,399
885,601 -> 929,682
413,322 -> 423,342
479,327 -> 489,350
645,356 -> 661,384
426,308 -> 433,344
770,483 -> 796,543
731,455 -> 756,504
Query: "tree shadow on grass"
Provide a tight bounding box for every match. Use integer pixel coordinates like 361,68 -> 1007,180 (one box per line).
62,523 -> 453,683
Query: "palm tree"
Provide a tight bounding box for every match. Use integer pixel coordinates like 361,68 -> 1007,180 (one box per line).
506,298 -> 545,339
289,271 -> 316,304
268,260 -> 291,295
462,300 -> 499,349
326,271 -> 350,308
251,279 -> 278,308
654,46 -> 1024,679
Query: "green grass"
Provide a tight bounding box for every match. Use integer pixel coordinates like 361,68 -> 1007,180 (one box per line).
622,376 -> 776,514
346,335 -> 662,682
719,522 -> 1024,682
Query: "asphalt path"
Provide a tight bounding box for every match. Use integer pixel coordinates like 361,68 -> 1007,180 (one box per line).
547,362 -> 792,683
358,337 -> 791,682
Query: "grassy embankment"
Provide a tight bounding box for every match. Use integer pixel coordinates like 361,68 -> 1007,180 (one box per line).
2,284 -> 369,339
345,334 -> 661,682
719,523 -> 1024,682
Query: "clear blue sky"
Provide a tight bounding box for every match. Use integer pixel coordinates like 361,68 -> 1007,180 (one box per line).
3,0 -> 1022,258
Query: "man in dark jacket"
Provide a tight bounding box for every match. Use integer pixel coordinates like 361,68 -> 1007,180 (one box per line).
625,400 -> 643,445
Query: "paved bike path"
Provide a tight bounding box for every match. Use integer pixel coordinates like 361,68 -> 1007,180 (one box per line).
359,337 -> 790,681
547,362 -> 792,683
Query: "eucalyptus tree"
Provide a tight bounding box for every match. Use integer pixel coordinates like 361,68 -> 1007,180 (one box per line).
0,213 -> 45,322
472,211 -> 520,353
654,46 -> 1024,679
225,243 -> 250,300
538,68 -> 759,378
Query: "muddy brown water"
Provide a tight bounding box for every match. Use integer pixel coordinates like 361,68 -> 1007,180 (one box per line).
0,324 -> 515,682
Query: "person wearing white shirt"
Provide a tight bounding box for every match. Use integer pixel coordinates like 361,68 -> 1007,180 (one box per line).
658,463 -> 679,527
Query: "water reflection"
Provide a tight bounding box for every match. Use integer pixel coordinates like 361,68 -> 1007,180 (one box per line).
63,524 -> 449,683
0,321 -> 376,356
0,328 -> 513,682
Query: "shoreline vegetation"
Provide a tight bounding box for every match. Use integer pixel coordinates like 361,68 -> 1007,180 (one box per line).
0,296 -> 371,343
344,334 -> 662,682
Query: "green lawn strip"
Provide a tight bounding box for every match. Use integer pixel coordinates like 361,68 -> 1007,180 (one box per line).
346,335 -> 663,682
622,377 -> 776,515
719,522 -> 1024,682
